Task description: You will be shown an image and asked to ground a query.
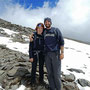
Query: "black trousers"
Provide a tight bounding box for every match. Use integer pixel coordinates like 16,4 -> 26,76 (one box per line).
31,52 -> 44,83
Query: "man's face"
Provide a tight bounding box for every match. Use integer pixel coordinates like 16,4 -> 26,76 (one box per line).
44,20 -> 51,28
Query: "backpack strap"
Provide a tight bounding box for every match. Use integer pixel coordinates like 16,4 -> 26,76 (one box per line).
33,32 -> 37,48
43,29 -> 47,40
53,27 -> 59,43
53,27 -> 57,37
33,32 -> 42,49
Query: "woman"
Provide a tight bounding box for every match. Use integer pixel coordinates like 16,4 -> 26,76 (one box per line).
29,23 -> 45,86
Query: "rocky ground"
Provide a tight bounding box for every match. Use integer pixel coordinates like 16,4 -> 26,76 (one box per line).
0,18 -> 90,90
0,45 -> 80,90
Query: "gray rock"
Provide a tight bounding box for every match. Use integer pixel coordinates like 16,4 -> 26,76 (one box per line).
17,57 -> 28,62
11,33 -> 27,43
0,72 -> 7,85
0,70 -> 5,75
21,55 -> 29,62
0,29 -> 10,37
0,88 -> 3,90
7,68 -> 18,77
7,67 -> 30,78
77,79 -> 90,87
14,62 -> 27,67
10,85 -> 19,90
67,68 -> 85,74
0,45 -> 7,49
63,81 -> 79,90
62,73 -> 75,82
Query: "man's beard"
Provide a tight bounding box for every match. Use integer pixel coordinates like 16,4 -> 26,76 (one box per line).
46,24 -> 51,28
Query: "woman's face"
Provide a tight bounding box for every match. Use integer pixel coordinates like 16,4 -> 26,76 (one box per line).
37,27 -> 43,34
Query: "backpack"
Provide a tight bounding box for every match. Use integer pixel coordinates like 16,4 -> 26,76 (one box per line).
33,32 -> 37,49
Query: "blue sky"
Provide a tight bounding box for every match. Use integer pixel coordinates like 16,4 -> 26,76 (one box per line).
0,0 -> 59,9
12,0 -> 58,8
0,0 -> 59,13
0,0 -> 58,15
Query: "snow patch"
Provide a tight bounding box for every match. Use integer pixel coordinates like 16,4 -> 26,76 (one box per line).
16,85 -> 26,90
0,27 -> 19,35
0,37 -> 29,54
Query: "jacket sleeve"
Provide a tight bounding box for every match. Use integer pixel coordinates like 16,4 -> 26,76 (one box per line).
56,28 -> 64,46
29,41 -> 33,59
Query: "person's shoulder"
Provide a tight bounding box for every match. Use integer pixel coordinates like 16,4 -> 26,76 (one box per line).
33,31 -> 37,36
51,27 -> 55,29
43,28 -> 46,31
33,31 -> 36,34
51,27 -> 60,32
51,27 -> 59,30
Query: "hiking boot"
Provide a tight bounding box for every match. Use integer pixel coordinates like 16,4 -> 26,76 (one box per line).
30,82 -> 36,87
45,83 -> 50,89
39,81 -> 47,86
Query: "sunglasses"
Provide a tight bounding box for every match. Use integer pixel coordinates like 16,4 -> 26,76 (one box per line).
37,24 -> 42,27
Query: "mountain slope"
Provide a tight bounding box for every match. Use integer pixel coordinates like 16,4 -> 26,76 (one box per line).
0,18 -> 34,36
0,19 -> 90,90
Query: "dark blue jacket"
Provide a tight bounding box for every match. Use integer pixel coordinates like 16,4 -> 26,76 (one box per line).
44,27 -> 64,52
29,32 -> 44,58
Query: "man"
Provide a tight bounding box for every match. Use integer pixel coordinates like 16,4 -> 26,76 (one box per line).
44,17 -> 64,90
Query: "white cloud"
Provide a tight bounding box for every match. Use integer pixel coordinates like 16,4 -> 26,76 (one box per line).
0,0 -> 90,43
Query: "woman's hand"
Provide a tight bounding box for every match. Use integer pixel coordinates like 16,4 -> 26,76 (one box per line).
29,33 -> 34,42
60,53 -> 64,60
29,58 -> 34,62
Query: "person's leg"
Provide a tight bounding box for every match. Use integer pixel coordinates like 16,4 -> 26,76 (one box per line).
45,52 -> 56,90
31,55 -> 37,84
51,51 -> 61,90
39,52 -> 44,82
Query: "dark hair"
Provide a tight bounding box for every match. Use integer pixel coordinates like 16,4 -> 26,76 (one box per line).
35,23 -> 44,31
44,17 -> 52,24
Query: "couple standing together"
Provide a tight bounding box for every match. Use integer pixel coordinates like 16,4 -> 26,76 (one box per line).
29,17 -> 64,90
